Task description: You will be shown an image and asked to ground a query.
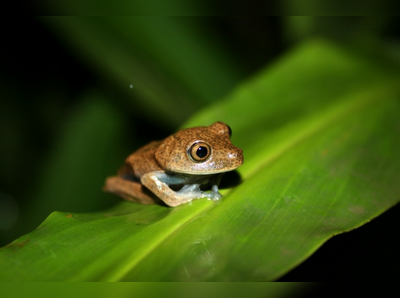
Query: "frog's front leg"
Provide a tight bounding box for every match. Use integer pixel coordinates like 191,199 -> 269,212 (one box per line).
209,174 -> 223,201
141,172 -> 215,207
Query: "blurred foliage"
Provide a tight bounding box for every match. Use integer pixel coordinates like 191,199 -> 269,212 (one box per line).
1,16 -> 400,280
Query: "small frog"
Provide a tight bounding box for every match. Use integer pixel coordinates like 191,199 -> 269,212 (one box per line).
104,121 -> 243,207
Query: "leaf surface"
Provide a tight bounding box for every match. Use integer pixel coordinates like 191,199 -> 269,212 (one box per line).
1,40 -> 399,281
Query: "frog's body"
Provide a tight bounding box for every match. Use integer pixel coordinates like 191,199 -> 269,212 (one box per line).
104,122 -> 243,207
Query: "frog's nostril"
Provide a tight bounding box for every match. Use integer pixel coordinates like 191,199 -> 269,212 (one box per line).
228,152 -> 238,159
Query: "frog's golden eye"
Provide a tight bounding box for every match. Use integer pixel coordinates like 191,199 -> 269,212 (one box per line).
188,142 -> 211,162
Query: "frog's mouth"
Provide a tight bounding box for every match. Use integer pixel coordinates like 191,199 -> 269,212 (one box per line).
167,165 -> 241,175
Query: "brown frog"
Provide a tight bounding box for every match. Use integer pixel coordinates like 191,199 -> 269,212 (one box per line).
104,122 -> 243,207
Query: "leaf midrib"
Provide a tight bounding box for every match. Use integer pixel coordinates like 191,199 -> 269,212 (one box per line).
93,200 -> 215,281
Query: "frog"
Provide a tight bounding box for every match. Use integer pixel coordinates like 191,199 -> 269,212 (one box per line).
103,121 -> 243,207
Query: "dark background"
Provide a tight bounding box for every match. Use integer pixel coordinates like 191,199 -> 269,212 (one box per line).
1,16 -> 399,281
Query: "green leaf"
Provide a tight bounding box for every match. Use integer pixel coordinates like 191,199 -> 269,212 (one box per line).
1,39 -> 399,281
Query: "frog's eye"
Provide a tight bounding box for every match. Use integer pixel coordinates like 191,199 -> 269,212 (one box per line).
188,142 -> 211,162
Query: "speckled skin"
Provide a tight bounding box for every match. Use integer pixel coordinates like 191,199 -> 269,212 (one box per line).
104,122 -> 243,207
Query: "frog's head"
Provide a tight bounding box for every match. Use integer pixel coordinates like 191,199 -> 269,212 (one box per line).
155,122 -> 243,175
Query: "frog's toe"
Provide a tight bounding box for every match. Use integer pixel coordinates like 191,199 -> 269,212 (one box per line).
177,184 -> 201,194
198,191 -> 214,199
209,192 -> 222,201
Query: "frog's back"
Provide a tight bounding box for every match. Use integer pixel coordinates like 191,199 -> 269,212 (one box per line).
125,141 -> 163,178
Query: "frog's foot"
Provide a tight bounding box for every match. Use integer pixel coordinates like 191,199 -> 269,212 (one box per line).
209,191 -> 222,201
177,184 -> 222,201
141,172 -> 223,207
209,184 -> 222,201
173,184 -> 209,201
177,184 -> 208,198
